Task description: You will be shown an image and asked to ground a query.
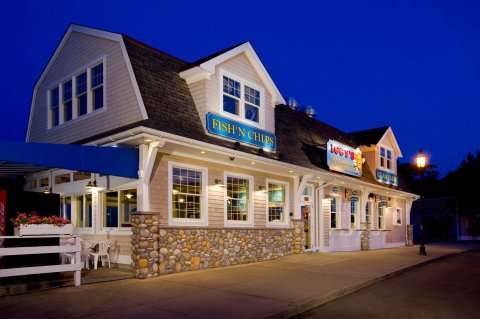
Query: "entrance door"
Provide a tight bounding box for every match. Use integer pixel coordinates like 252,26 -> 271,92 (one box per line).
301,185 -> 314,250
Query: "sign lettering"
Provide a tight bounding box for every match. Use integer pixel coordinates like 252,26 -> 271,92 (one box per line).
327,140 -> 363,177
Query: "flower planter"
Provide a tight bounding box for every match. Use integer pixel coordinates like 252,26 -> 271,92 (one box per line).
15,224 -> 73,236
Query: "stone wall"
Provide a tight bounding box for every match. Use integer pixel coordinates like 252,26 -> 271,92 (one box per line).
291,219 -> 305,254
157,228 -> 293,275
361,222 -> 370,251
131,212 -> 160,279
407,224 -> 414,246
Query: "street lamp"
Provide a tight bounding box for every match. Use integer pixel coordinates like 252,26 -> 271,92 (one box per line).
416,149 -> 427,256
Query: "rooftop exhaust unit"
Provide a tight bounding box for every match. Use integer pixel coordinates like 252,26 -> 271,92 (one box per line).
287,97 -> 298,110
303,105 -> 316,118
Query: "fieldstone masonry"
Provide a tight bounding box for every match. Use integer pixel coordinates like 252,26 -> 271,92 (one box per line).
407,224 -> 414,246
131,212 -> 160,279
132,217 -> 299,277
360,222 -> 370,251
292,219 -> 305,254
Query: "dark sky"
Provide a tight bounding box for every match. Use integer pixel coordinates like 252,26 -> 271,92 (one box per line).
1,0 -> 479,176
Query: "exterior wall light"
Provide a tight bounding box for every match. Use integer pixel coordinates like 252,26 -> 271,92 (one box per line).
214,179 -> 224,187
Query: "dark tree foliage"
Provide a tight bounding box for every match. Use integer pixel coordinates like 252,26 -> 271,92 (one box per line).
398,162 -> 440,198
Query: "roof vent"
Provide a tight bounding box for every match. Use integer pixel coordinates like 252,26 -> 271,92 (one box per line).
287,97 -> 298,110
303,105 -> 316,118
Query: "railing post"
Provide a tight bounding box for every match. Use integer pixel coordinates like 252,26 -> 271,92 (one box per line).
74,236 -> 81,286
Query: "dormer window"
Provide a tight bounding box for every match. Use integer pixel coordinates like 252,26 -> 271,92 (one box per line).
380,147 -> 392,170
222,75 -> 261,124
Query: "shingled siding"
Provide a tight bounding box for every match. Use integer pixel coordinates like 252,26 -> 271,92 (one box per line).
28,32 -> 143,143
149,153 -> 293,229
197,53 -> 275,133
386,197 -> 407,245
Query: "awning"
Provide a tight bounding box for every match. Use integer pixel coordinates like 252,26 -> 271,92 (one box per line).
0,141 -> 139,178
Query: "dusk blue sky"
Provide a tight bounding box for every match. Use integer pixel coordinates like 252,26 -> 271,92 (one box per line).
1,0 -> 479,176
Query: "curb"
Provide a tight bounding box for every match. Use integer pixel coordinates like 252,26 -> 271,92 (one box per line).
265,250 -> 469,319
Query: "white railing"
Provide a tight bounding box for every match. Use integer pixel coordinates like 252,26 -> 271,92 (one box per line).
0,235 -> 82,286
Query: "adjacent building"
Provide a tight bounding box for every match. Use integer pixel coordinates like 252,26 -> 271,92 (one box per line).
23,25 -> 417,276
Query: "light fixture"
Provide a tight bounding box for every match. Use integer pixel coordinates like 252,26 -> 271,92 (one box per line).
145,139 -> 151,142
85,173 -> 97,189
178,197 -> 185,203
416,149 -> 427,168
289,170 -> 293,173
172,189 -> 179,194
251,162 -> 255,165
43,187 -> 51,194
258,185 -> 266,191
125,193 -> 134,199
214,179 -> 224,187
201,151 -> 206,154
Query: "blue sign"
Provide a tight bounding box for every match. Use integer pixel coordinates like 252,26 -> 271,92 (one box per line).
206,113 -> 277,151
376,169 -> 398,187
327,140 -> 363,177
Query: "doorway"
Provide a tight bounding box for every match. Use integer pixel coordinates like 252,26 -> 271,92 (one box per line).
301,185 -> 314,250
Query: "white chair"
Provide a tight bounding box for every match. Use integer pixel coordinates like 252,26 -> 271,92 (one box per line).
87,240 -> 111,269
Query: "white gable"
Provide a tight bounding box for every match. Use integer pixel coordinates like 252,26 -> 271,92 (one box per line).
378,127 -> 403,158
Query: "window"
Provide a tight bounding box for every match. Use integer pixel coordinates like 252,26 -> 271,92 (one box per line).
102,189 -> 136,228
380,147 -> 392,170
222,74 -> 262,124
76,194 -> 92,228
350,199 -> 358,229
62,80 -> 73,122
47,60 -> 105,129
76,72 -> 87,116
267,182 -> 288,224
28,180 -> 37,189
60,196 -> 72,220
378,203 -> 386,229
50,87 -> 59,127
169,163 -> 207,226
394,208 -> 402,226
225,173 -> 252,224
39,177 -> 49,187
330,197 -> 339,229
54,173 -> 71,185
366,201 -> 372,225
91,63 -> 104,110
73,171 -> 91,182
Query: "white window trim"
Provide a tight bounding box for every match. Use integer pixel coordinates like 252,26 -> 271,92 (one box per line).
168,161 -> 208,227
97,188 -> 137,233
224,171 -> 254,227
393,207 -> 403,226
377,203 -> 386,230
265,179 -> 290,228
74,193 -> 95,234
379,145 -> 395,173
330,196 -> 341,229
46,56 -> 106,130
219,69 -> 265,129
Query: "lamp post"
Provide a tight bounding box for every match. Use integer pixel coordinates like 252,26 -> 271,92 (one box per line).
416,149 -> 427,256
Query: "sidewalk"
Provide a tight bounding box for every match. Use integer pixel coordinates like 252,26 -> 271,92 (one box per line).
1,242 -> 478,319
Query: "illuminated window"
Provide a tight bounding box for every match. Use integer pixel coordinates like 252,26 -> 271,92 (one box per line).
54,173 -> 71,185
380,147 -> 393,170
227,176 -> 249,221
378,203 -> 386,229
350,199 -> 358,229
73,171 -> 91,181
102,189 -> 136,228
366,201 -> 372,224
268,182 -> 288,224
168,162 -> 207,226
222,73 -> 262,124
394,207 -> 402,226
330,197 -> 339,229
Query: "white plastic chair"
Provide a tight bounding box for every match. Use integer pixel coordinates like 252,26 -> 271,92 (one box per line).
87,240 -> 111,269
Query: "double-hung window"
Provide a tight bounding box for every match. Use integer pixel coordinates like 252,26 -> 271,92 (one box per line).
394,208 -> 402,226
60,196 -> 72,220
102,189 -> 136,228
225,173 -> 253,226
169,163 -> 207,226
330,197 -> 339,229
267,181 -> 288,225
222,74 -> 262,124
76,72 -> 88,116
380,147 -> 392,170
378,203 -> 386,229
366,201 -> 372,225
62,80 -> 73,122
91,63 -> 104,110
350,199 -> 358,229
50,87 -> 59,127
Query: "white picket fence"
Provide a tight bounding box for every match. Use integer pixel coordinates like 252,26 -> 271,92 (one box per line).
0,235 -> 82,286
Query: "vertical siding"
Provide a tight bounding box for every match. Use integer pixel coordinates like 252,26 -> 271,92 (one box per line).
149,153 -> 293,228
386,197 -> 406,244
28,31 -> 143,143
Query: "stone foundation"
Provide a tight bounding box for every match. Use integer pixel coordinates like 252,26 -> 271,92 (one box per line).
407,224 -> 414,246
360,222 -> 370,251
157,228 -> 293,274
292,219 -> 305,254
131,212 -> 160,279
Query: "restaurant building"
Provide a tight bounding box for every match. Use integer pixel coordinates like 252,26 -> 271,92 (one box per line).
22,25 -> 417,277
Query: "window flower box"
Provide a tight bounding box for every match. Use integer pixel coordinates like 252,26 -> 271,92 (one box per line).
15,223 -> 73,236
11,212 -> 73,236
